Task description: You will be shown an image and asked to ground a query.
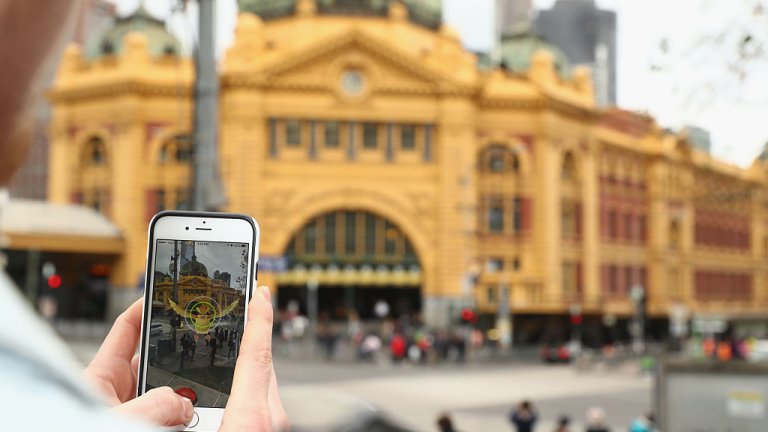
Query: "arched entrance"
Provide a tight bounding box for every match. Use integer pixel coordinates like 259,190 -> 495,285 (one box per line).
276,210 -> 422,320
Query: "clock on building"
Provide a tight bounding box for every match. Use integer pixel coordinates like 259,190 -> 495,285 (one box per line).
340,69 -> 366,97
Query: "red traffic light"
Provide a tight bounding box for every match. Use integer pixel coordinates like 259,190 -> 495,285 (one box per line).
570,313 -> 583,325
461,308 -> 479,324
48,274 -> 62,289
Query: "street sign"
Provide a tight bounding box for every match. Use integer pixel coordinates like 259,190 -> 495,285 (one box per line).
259,256 -> 289,273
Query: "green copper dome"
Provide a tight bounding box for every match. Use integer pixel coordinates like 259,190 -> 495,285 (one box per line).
238,0 -> 442,31
500,22 -> 570,76
85,6 -> 182,60
180,255 -> 209,278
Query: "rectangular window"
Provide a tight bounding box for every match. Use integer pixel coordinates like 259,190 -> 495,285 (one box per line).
639,215 -> 647,242
513,258 -> 521,270
401,125 -> 416,149
608,210 -> 617,238
624,213 -> 633,240
324,121 -> 339,147
486,258 -> 504,272
325,213 -> 336,255
487,287 -> 496,303
562,202 -> 574,238
385,222 -> 397,255
304,221 -> 317,255
365,213 -> 376,256
363,123 -> 378,149
513,198 -> 522,232
489,203 -> 504,233
609,265 -> 618,293
625,266 -> 633,291
345,211 -> 356,255
285,120 -> 301,146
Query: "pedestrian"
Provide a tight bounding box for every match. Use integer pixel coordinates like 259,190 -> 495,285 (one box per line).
224,329 -> 229,341
218,331 -> 225,349
586,407 -> 610,432
210,336 -> 218,366
629,413 -> 655,432
509,400 -> 538,432
390,332 -> 407,364
189,337 -> 196,362
554,415 -> 570,432
205,332 -> 210,346
437,413 -> 459,432
455,334 -> 466,364
180,334 -> 189,358
228,337 -> 236,358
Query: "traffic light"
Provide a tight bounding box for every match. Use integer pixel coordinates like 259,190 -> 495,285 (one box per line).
570,313 -> 583,326
47,274 -> 62,289
461,308 -> 479,324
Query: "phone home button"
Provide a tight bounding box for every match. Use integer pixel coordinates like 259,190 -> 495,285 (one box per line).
185,412 -> 200,429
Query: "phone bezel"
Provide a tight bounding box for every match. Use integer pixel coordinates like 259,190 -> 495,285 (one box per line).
137,211 -> 259,431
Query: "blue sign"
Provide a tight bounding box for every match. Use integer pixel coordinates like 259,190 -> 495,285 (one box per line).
259,256 -> 289,273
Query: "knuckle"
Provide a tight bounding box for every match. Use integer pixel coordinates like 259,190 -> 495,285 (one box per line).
153,387 -> 181,411
248,346 -> 273,368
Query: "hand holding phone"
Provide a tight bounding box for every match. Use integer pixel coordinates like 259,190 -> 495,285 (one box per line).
84,287 -> 288,430
83,212 -> 289,431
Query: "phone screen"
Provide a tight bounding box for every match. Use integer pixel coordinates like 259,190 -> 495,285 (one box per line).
145,239 -> 249,408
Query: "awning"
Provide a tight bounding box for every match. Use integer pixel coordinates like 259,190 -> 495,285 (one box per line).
276,267 -> 422,286
0,199 -> 124,254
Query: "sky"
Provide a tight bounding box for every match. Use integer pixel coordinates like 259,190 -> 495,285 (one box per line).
155,239 -> 248,292
109,0 -> 768,167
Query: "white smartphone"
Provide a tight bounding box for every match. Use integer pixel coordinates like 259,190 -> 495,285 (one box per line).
137,211 -> 259,431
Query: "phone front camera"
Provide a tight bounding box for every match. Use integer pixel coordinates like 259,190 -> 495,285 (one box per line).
185,227 -> 189,231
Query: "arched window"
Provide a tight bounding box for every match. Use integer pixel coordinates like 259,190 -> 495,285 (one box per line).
160,134 -> 192,163
489,205 -> 504,233
84,136 -> 107,166
490,152 -> 506,172
481,145 -> 520,174
562,151 -> 576,180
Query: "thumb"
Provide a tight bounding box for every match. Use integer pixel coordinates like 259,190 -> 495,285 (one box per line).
113,387 -> 195,427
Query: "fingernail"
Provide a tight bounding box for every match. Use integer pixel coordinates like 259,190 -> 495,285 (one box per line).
182,397 -> 194,421
261,286 -> 271,302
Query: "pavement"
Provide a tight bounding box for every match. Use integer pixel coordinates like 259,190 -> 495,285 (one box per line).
273,358 -> 652,431
64,334 -> 652,432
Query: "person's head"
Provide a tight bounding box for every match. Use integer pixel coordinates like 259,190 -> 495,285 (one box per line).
436,414 -> 453,431
586,406 -> 605,426
521,400 -> 531,411
558,415 -> 570,427
0,0 -> 78,186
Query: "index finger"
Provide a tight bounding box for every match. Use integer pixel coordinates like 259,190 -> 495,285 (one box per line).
222,286 -> 274,430
93,298 -> 144,363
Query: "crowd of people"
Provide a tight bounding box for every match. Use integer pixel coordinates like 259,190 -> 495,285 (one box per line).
436,401 -> 657,432
274,307 -> 474,364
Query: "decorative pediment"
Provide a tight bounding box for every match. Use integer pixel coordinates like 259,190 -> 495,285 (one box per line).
223,28 -> 475,97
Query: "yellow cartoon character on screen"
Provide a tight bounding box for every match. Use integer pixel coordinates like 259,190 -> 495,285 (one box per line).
168,298 -> 239,334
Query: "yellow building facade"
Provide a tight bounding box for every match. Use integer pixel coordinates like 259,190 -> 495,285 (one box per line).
46,1 -> 768,337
